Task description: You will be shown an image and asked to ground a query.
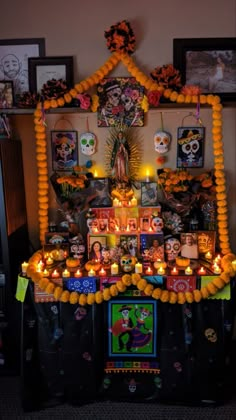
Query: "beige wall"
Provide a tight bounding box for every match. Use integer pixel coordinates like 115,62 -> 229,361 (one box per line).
0,0 -> 236,252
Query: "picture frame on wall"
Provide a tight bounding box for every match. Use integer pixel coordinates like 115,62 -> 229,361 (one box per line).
141,182 -> 159,207
28,56 -> 74,93
177,126 -> 205,168
89,178 -> 112,208
51,130 -> 78,171
88,236 -> 107,260
173,37 -> 236,102
0,80 -> 14,108
0,38 -> 45,102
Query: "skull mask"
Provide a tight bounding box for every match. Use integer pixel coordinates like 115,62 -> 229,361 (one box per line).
164,237 -> 181,261
80,132 -> 96,156
151,217 -> 164,233
154,130 -> 171,154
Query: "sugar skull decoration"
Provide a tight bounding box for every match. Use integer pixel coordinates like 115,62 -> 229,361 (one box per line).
177,127 -> 204,168
151,216 -> 164,233
80,132 -> 96,156
154,130 -> 171,155
120,254 -> 137,272
164,237 -> 181,261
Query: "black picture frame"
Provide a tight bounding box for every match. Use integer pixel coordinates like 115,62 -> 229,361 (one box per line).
89,177 -> 112,208
0,80 -> 14,108
173,37 -> 236,102
177,126 -> 205,168
0,37 -> 45,100
28,56 -> 74,93
141,182 -> 159,207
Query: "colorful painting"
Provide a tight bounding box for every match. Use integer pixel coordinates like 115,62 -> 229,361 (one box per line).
97,77 -> 144,127
177,126 -> 205,168
51,130 -> 78,171
108,299 -> 157,357
140,234 -> 164,262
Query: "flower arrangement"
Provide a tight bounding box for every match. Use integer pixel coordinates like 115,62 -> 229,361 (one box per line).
147,90 -> 162,107
180,85 -> 202,96
55,165 -> 88,200
41,78 -> 69,99
150,64 -> 182,90
104,20 -> 136,54
157,168 -> 194,193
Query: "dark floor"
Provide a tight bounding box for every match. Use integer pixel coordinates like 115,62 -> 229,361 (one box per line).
0,374 -> 236,420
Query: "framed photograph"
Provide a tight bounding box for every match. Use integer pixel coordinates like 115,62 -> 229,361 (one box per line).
197,231 -> 216,257
141,182 -> 159,207
173,38 -> 236,102
97,77 -> 145,127
107,299 -> 157,357
177,126 -> 205,168
127,217 -> 137,232
88,236 -> 107,260
0,38 -> 45,100
108,217 -> 120,232
98,218 -> 109,232
140,217 -> 150,232
140,234 -> 164,262
119,234 -> 138,257
28,56 -> 74,93
0,80 -> 14,108
89,178 -> 112,208
180,232 -> 199,259
51,130 -> 78,171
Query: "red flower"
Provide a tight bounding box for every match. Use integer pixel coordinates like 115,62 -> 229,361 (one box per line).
147,90 -> 161,107
77,93 -> 91,110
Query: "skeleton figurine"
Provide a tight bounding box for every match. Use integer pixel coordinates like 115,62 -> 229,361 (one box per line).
164,237 -> 181,261
80,132 -> 96,156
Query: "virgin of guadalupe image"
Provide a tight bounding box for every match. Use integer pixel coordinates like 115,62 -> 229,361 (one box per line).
110,130 -> 130,182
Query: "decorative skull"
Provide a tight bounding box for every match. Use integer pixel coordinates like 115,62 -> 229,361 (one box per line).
181,139 -> 200,162
205,328 -> 217,343
120,254 -> 137,272
80,132 -> 96,156
106,85 -> 122,106
154,130 -> 171,154
151,217 -> 164,233
164,237 -> 181,261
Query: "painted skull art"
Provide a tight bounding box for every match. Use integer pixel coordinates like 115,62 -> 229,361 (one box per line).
151,216 -> 164,233
80,132 -> 96,156
164,237 -> 181,261
205,328 -> 217,343
120,254 -> 137,272
154,130 -> 171,154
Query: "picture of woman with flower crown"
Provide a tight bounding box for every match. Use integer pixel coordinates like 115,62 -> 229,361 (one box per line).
51,130 -> 78,171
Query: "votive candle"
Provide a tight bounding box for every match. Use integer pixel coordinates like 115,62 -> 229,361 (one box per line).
185,266 -> 193,275
171,266 -> 179,276
111,262 -> 119,275
212,264 -> 221,275
157,266 -> 165,275
99,267 -> 107,276
21,262 -> 28,274
75,269 -> 82,278
135,262 -> 143,274
145,266 -> 153,275
205,251 -> 212,260
198,266 -> 206,275
62,269 -> 70,278
46,256 -> 54,266
42,268 -> 49,277
51,269 -> 60,278
88,268 -> 96,277
232,260 -> 236,271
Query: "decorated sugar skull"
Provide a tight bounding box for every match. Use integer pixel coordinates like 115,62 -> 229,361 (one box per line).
151,216 -> 164,233
205,328 -> 217,343
178,129 -> 202,163
80,132 -> 96,156
198,232 -> 213,254
120,254 -> 137,272
164,237 -> 181,261
154,130 -> 171,154
106,84 -> 122,106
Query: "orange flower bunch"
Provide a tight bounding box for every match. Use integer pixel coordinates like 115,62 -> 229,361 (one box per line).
56,165 -> 87,199
104,20 -> 136,54
180,85 -> 202,96
150,64 -> 182,90
157,168 -> 193,193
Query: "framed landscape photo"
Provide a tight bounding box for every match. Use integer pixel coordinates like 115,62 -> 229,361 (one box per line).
0,38 -> 45,100
28,56 -> 74,93
173,38 -> 236,102
0,80 -> 14,108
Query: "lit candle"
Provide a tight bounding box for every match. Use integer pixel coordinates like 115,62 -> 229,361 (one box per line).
131,197 -> 137,206
42,269 -> 49,277
145,266 -> 153,275
62,268 -> 70,278
36,263 -> 43,273
198,266 -> 206,275
51,269 -> 60,278
75,269 -> 82,278
113,198 -> 119,207
214,254 -> 221,264
205,251 -> 212,260
21,261 -> 28,274
171,266 -> 179,276
212,263 -> 221,275
46,256 -> 54,266
111,262 -> 119,275
148,227 -> 153,232
88,268 -> 96,277
157,266 -> 165,275
94,170 -> 98,178
135,262 -> 143,274
232,260 -> 236,271
145,169 -> 150,182
99,267 -> 107,276
63,250 -> 68,259
185,266 -> 193,275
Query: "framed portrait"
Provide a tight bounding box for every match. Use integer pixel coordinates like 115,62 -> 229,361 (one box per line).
180,232 -> 199,259
119,234 -> 138,257
0,80 -> 14,108
141,182 -> 159,207
51,130 -> 78,171
28,56 -> 74,93
140,217 -> 151,232
97,77 -> 145,127
177,126 -> 205,168
140,233 -> 164,262
98,218 -> 109,232
127,217 -> 137,232
173,38 -> 236,102
89,177 -> 112,208
107,299 -> 157,357
0,38 -> 45,101
88,235 -> 107,260
197,231 -> 216,257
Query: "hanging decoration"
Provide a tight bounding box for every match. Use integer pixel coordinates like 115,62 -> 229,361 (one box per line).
104,20 -> 136,55
177,112 -> 205,168
154,112 -> 171,165
80,117 -> 97,156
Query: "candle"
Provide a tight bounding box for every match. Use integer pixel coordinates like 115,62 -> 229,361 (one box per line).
198,266 -> 206,275
171,266 -> 179,276
88,268 -> 96,277
145,266 -> 153,275
62,268 -> 70,278
21,261 -> 28,274
148,227 -> 153,232
153,260 -> 167,270
94,170 -> 98,178
212,264 -> 221,275
185,266 -> 193,275
99,267 -> 107,276
145,169 -> 150,182
46,256 -> 54,266
51,269 -> 60,278
131,197 -> 137,206
111,262 -> 119,275
232,260 -> 236,271
214,254 -> 221,264
157,266 -> 165,275
135,262 -> 143,274
75,269 -> 82,278
205,251 -> 212,260
113,198 -> 119,207
42,269 -> 49,277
